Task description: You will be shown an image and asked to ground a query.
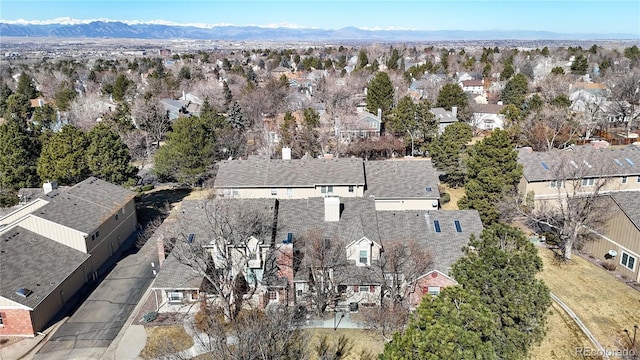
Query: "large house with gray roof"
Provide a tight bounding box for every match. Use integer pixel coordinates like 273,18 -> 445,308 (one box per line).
0,177 -> 137,336
214,158 -> 441,211
151,196 -> 482,313
517,144 -> 640,206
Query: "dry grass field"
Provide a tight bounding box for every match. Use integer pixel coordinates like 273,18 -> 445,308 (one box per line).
307,328 -> 386,360
532,247 -> 640,358
440,184 -> 465,210
140,325 -> 194,359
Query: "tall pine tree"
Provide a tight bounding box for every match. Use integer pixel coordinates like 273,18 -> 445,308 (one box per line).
86,124 -> 138,186
428,122 -> 472,187
366,71 -> 394,122
0,118 -> 41,190
458,129 -> 522,224
37,124 -> 90,185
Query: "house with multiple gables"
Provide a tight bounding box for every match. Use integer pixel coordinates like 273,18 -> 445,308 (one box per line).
214,157 -> 440,211
471,103 -> 505,131
517,144 -> 640,206
151,196 -> 482,314
431,107 -> 459,135
582,192 -> 640,284
0,177 -> 137,336
460,79 -> 484,95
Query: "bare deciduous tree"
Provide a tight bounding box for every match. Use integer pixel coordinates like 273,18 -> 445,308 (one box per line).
519,150 -> 613,260
133,96 -> 171,148
524,105 -> 581,151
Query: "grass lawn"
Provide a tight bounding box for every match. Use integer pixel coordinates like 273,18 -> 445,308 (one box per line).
307,328 -> 386,360
440,184 -> 465,210
140,325 -> 194,359
533,247 -> 640,357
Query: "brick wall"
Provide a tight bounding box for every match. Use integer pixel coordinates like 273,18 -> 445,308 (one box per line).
409,271 -> 458,308
0,309 -> 35,337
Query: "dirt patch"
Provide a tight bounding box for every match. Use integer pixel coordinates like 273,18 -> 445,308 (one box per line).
530,303 -> 592,360
0,336 -> 24,349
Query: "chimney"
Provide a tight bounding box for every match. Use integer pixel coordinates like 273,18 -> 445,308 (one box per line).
43,180 -> 58,194
282,147 -> 292,160
451,106 -> 458,118
324,196 -> 340,222
377,108 -> 382,121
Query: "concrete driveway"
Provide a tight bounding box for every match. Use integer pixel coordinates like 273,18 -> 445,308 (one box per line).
33,234 -> 158,360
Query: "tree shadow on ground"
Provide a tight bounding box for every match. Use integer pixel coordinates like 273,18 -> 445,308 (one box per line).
136,188 -> 192,226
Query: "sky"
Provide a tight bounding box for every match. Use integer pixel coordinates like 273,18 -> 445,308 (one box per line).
1,0 -> 639,35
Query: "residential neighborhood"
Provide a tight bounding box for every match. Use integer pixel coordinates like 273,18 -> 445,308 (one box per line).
1,15 -> 640,359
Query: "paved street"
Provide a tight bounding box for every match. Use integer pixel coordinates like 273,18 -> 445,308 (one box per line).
33,234 -> 158,360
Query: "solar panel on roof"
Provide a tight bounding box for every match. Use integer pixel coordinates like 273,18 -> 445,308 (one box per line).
625,158 -> 635,166
541,162 -> 550,170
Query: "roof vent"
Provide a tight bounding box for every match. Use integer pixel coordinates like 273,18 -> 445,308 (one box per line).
16,288 -> 33,298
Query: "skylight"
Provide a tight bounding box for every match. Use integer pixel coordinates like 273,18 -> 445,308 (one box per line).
614,159 -> 624,167
541,162 -> 550,170
625,158 -> 635,166
16,288 -> 33,298
454,220 -> 462,233
433,220 -> 441,233
187,233 -> 195,243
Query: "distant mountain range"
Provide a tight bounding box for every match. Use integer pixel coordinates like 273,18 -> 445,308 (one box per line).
0,20 -> 636,41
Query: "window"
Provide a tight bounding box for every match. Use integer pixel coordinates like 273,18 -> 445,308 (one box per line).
232,188 -> 239,196
427,286 -> 440,296
95,231 -> 100,238
353,285 -> 360,292
248,252 -> 258,260
369,285 -> 376,293
321,186 -> 334,194
359,250 -> 368,265
348,185 -> 354,193
637,176 -> 640,183
0,312 -> 3,326
433,220 -> 441,233
622,176 -> 628,184
550,180 -> 564,188
115,214 -> 119,221
271,188 -> 278,196
297,289 -> 303,297
287,188 -> 293,197
454,220 -> 462,233
168,291 -> 183,304
268,290 -> 277,301
581,178 -> 594,186
91,234 -> 95,241
621,251 -> 636,271
190,291 -> 199,301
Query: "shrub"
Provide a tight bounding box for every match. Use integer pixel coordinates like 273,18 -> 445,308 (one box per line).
142,311 -> 158,323
440,192 -> 451,204
602,262 -> 617,271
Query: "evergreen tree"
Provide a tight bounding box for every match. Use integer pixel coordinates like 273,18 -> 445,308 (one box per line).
386,47 -> 401,70
37,124 -> 90,185
500,63 -> 515,80
428,122 -> 472,187
223,80 -> 233,107
458,130 -> 522,224
0,118 -> 41,190
389,96 -> 437,147
436,83 -> 470,121
112,74 -> 132,102
451,223 -> 551,359
153,116 -> 215,186
31,104 -> 57,131
501,73 -> 528,109
381,286 -> 497,360
0,82 -> 13,116
570,54 -> 589,75
357,49 -> 369,69
53,80 -> 76,111
365,72 -> 394,122
227,101 -> 250,131
86,124 -> 138,186
550,66 -> 565,75
15,72 -> 37,99
5,93 -> 31,120
279,111 -> 296,148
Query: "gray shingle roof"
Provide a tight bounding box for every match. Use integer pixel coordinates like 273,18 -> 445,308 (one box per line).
34,177 -> 136,234
610,192 -> 640,231
214,158 -> 366,188
518,145 -> 640,182
0,227 -> 90,309
365,160 -> 440,199
275,197 -> 483,275
431,107 -> 458,124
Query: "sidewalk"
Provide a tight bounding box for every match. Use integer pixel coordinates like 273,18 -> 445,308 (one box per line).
0,318 -> 67,360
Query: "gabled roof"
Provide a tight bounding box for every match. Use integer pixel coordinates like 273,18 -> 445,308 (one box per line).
610,192 -> 640,231
214,158 -> 366,188
364,159 -> 440,199
0,226 -> 90,309
33,177 -> 136,234
518,145 -> 640,182
431,107 -> 458,124
473,104 -> 504,115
